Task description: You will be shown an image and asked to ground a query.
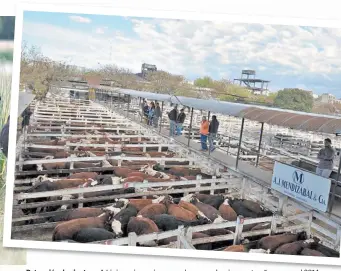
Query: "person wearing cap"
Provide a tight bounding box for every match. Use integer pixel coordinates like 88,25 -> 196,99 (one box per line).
200,116 -> 210,151
316,138 -> 335,178
175,108 -> 186,136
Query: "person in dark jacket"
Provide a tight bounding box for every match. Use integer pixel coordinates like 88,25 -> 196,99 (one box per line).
153,102 -> 162,128
208,115 -> 219,152
21,107 -> 32,130
142,100 -> 149,124
168,105 -> 178,137
0,115 -> 10,158
175,108 -> 186,136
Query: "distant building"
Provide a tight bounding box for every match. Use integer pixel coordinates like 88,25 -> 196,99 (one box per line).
141,63 -> 157,77
320,93 -> 336,104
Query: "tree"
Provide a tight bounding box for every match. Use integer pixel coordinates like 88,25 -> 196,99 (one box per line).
274,88 -> 314,112
194,76 -> 214,88
20,42 -> 76,98
145,70 -> 185,94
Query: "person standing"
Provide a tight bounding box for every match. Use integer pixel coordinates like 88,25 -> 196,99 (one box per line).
143,101 -> 149,124
153,102 -> 161,128
21,107 -> 32,132
200,116 -> 209,151
208,115 -> 219,152
148,102 -> 155,126
316,138 -> 335,178
176,108 -> 186,136
168,105 -> 178,137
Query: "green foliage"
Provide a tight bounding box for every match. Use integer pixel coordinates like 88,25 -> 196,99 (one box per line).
274,88 -> 313,112
194,76 -> 214,88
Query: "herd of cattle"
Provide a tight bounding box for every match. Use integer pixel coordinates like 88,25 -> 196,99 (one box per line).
12,101 -> 340,258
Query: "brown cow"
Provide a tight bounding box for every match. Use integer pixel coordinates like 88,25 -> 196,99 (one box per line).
122,176 -> 144,183
128,196 -> 167,211
127,216 -> 159,246
219,199 -> 238,221
27,178 -> 90,193
258,232 -> 306,252
73,162 -> 101,168
41,162 -> 68,170
53,151 -> 69,158
122,146 -> 143,152
138,203 -> 167,217
52,212 -> 112,241
183,194 -> 224,223
113,167 -> 133,178
274,240 -> 308,255
224,245 -> 246,252
178,197 -> 210,221
127,172 -> 149,179
49,207 -> 104,222
68,172 -> 98,179
167,204 -> 197,221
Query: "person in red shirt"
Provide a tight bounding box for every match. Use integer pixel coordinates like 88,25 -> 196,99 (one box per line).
200,116 -> 209,151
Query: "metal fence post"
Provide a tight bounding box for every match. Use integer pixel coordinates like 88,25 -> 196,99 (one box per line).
235,118 -> 245,169
187,107 -> 194,146
256,122 -> 264,167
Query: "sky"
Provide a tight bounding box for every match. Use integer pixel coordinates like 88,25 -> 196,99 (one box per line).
21,11 -> 341,97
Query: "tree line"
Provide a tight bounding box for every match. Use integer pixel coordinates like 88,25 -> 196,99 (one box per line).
20,42 -> 316,113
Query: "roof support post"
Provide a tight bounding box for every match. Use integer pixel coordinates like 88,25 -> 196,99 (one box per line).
139,97 -> 143,123
110,95 -> 113,110
328,155 -> 341,213
159,101 -> 164,134
118,93 -> 121,110
126,95 -> 130,117
235,118 -> 245,169
188,107 -> 194,147
256,122 -> 264,167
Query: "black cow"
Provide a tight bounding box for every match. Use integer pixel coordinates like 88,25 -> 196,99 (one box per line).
148,214 -> 208,231
107,204 -> 138,237
72,228 -> 116,243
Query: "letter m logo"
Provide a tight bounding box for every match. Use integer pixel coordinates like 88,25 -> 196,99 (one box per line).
292,170 -> 304,184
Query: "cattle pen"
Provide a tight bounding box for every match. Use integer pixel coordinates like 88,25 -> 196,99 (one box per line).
9,92 -> 341,258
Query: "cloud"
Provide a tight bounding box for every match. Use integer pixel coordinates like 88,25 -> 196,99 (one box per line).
95,27 -> 108,34
22,17 -> 341,96
69,15 -> 92,24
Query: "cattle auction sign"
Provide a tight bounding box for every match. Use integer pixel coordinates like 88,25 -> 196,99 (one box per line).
271,162 -> 331,212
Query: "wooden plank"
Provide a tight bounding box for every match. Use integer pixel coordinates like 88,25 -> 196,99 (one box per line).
15,166 -> 117,176
14,177 -> 236,200
26,133 -> 159,139
13,184 -> 232,210
17,155 -> 193,166
26,143 -> 176,149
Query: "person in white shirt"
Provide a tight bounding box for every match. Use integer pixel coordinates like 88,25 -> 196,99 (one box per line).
316,138 -> 335,178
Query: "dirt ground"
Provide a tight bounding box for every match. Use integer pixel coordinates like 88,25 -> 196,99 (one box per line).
11,228 -> 52,242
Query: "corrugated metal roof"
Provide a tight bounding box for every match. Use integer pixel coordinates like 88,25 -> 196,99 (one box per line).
88,85 -> 341,134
